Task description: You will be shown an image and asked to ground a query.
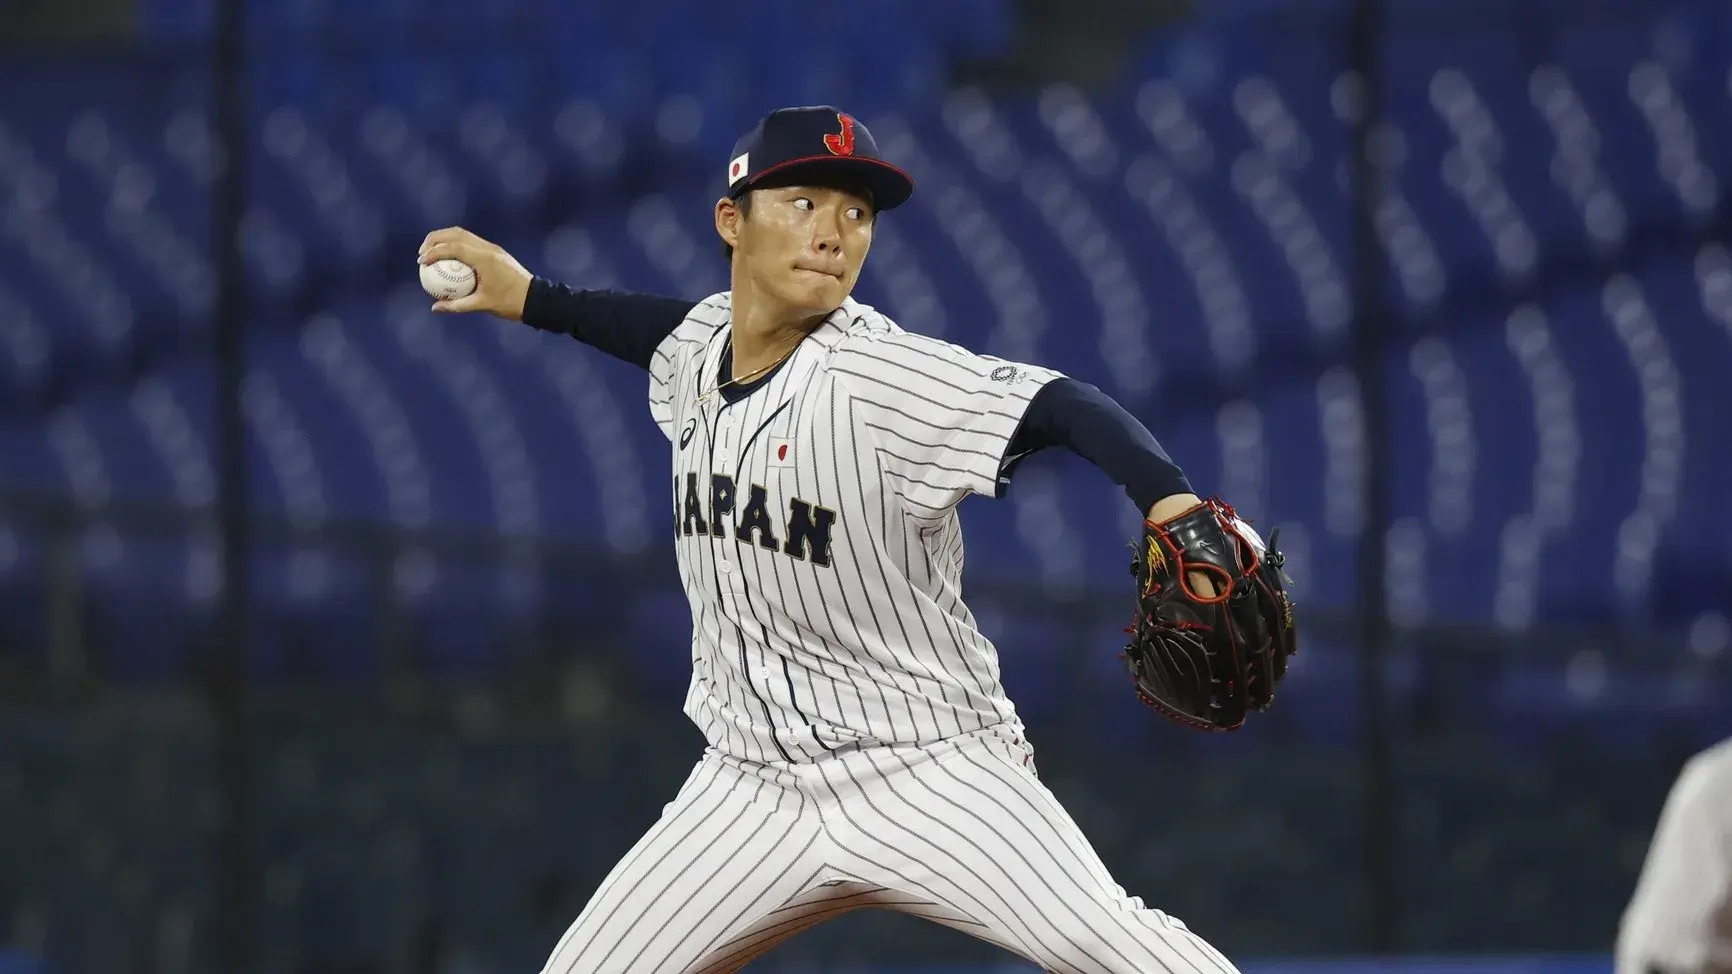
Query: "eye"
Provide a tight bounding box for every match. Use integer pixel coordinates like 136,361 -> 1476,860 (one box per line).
792,197 -> 813,211
846,207 -> 865,221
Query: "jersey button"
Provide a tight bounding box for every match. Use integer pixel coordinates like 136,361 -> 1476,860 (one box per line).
718,560 -> 735,575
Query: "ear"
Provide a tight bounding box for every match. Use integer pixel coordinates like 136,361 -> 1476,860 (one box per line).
715,196 -> 743,252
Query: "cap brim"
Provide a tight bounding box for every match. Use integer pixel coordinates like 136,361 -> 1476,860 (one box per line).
736,155 -> 915,211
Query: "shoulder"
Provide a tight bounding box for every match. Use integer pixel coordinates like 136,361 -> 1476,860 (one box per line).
653,292 -> 731,368
673,291 -> 732,342
831,323 -> 1058,394
828,302 -> 978,368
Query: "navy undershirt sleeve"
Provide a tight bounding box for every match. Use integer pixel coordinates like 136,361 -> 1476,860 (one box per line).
1004,378 -> 1193,512
519,277 -> 696,371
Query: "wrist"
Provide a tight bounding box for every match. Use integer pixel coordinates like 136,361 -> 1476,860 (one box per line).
1147,492 -> 1202,523
518,276 -> 557,328
505,273 -> 531,322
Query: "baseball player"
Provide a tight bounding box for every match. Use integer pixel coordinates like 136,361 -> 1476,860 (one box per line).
418,106 -> 1295,973
1616,736 -> 1732,974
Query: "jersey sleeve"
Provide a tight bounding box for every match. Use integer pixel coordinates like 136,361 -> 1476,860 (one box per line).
829,331 -> 1064,513
647,298 -> 728,441
647,336 -> 680,441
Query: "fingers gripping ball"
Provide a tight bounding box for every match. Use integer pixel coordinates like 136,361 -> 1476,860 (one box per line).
420,259 -> 476,301
1124,498 -> 1299,731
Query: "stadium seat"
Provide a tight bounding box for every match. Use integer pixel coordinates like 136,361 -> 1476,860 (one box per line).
1,0 -> 1727,692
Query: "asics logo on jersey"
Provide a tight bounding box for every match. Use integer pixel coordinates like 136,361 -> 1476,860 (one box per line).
677,472 -> 838,567
680,418 -> 697,449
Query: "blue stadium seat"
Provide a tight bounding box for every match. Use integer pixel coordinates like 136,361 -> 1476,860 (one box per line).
75,522 -> 214,682
247,543 -> 381,682
1,0 -> 1726,696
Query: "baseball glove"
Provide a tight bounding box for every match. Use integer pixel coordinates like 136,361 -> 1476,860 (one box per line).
1124,498 -> 1298,731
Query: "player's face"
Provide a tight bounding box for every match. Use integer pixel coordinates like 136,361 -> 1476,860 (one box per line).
730,184 -> 875,313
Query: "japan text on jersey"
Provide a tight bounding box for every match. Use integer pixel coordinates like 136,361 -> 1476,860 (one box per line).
647,294 -> 1064,765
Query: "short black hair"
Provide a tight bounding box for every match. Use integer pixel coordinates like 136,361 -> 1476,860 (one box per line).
721,169 -> 878,266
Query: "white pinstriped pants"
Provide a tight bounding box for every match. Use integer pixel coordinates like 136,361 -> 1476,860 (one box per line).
538,726 -> 1240,974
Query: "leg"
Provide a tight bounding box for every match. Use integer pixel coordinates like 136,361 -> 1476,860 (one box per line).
539,750 -> 830,974
689,880 -> 944,973
818,729 -> 1240,974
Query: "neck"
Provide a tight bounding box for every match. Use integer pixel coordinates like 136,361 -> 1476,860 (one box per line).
729,274 -> 832,380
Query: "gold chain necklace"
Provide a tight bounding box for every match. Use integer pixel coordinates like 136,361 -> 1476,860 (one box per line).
698,335 -> 803,406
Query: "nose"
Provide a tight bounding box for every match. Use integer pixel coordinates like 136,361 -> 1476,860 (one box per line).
810,208 -> 843,253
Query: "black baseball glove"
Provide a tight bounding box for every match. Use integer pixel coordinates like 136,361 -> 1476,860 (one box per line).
1124,498 -> 1298,731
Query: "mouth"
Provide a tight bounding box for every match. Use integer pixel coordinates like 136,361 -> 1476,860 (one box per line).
794,266 -> 843,281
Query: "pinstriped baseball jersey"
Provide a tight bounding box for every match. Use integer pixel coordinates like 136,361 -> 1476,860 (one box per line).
539,291 -> 1244,974
648,292 -> 1063,764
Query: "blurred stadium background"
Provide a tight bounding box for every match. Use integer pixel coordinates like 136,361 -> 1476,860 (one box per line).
2,0 -> 1730,971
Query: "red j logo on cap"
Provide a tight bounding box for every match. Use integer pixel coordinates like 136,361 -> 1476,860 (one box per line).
823,114 -> 856,157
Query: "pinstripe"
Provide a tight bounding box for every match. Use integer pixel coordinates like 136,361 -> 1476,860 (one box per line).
819,747 -> 1063,964
697,886 -> 945,973
775,375 -> 845,738
830,349 -> 995,396
545,755 -> 828,974
944,743 -> 1235,974
551,292 -> 1237,973
811,766 -> 1032,936
874,746 -> 1132,972
848,390 -> 994,432
887,487 -> 952,517
810,376 -> 907,731
698,904 -> 857,972
839,393 -> 946,733
544,740 -> 1238,974
864,420 -> 1005,462
790,375 -> 881,737
824,386 -> 926,732
830,364 -> 1021,420
919,745 -> 1159,973
641,807 -> 823,971
875,448 -> 995,486
870,734 -> 1236,973
918,515 -> 1009,707
536,759 -> 710,966
613,788 -> 789,971
871,419 -> 997,723
798,378 -> 905,736
885,494 -> 980,722
550,765 -> 738,974
649,294 -> 1066,756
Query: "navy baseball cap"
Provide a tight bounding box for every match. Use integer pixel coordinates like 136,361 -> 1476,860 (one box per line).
725,106 -> 915,211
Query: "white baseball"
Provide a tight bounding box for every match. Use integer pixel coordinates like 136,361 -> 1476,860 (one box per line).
420,258 -> 476,301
